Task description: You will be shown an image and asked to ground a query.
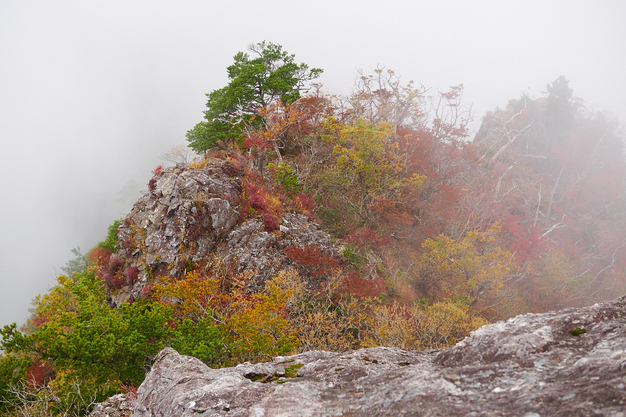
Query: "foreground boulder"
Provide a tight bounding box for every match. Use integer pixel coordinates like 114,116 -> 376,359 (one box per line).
123,296 -> 626,416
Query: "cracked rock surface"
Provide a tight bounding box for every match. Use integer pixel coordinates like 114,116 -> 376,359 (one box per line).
119,296 -> 626,416
88,394 -> 133,417
108,160 -> 340,306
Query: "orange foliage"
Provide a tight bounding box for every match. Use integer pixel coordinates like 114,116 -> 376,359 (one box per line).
87,247 -> 111,268
153,270 -> 297,363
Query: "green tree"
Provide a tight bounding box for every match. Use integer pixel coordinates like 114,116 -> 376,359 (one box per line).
91,219 -> 121,254
186,41 -> 323,152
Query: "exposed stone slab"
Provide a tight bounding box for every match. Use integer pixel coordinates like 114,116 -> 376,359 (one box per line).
121,296 -> 626,416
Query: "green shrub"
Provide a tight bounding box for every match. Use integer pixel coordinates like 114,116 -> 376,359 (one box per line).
1,270 -> 225,416
0,353 -> 31,414
91,219 -> 122,254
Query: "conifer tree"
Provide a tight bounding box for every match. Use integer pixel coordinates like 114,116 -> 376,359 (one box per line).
187,42 -> 322,152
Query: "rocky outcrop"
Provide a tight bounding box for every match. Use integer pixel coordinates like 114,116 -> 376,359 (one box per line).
108,159 -> 340,306
88,393 -> 133,417
126,296 -> 626,416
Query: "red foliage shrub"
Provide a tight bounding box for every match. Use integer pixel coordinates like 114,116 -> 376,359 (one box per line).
29,314 -> 48,328
294,192 -> 315,217
104,273 -> 126,290
244,181 -> 268,212
242,133 -> 271,151
108,256 -> 123,273
345,227 -> 391,249
501,213 -> 542,261
249,193 -> 267,211
25,360 -> 55,389
285,245 -> 341,276
126,267 -> 139,285
88,247 -> 111,268
240,177 -> 277,222
263,213 -> 278,232
341,270 -> 387,298
148,165 -> 163,192
122,383 -> 138,406
102,256 -> 125,289
148,177 -> 157,192
141,284 -> 154,299
90,248 -> 131,290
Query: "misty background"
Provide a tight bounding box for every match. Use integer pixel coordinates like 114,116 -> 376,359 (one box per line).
1,0 -> 625,327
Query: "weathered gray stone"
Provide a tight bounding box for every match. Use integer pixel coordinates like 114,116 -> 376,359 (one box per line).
89,393 -> 133,417
108,160 -> 342,306
206,197 -> 237,237
125,296 -> 626,416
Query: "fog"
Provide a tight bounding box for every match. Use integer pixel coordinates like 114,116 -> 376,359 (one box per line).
1,0 -> 624,327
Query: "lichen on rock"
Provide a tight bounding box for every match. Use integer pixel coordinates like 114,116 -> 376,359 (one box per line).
107,158 -> 342,306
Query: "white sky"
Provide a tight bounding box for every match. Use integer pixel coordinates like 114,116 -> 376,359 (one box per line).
1,0 -> 625,326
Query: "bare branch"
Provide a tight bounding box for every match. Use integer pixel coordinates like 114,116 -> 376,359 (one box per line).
493,164 -> 514,202
533,184 -> 542,227
593,239 -> 626,281
545,166 -> 564,221
541,214 -> 567,239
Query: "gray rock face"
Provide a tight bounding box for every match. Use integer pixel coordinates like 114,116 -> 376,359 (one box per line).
109,160 -> 340,306
126,296 -> 626,417
88,393 -> 133,417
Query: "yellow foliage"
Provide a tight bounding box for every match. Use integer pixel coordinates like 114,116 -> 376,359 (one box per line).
310,116 -> 426,233
362,304 -> 419,350
273,269 -> 487,352
331,118 -> 425,200
265,194 -> 283,214
256,101 -> 306,145
153,271 -> 221,321
292,309 -> 360,352
418,301 -> 488,348
189,157 -> 211,169
362,300 -> 487,350
273,269 -> 307,309
154,270 -> 297,364
273,269 -> 365,352
153,268 -> 489,359
416,223 -> 516,305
